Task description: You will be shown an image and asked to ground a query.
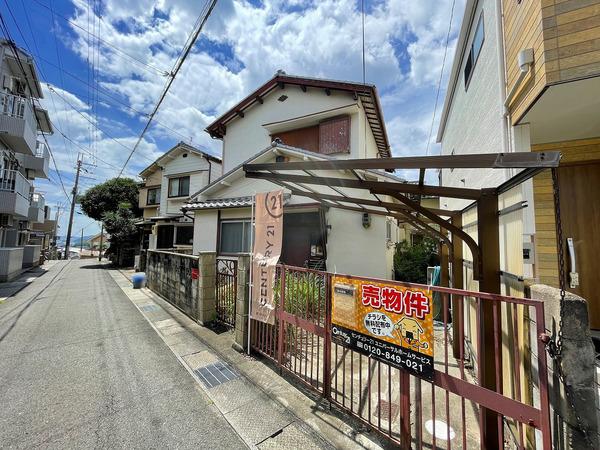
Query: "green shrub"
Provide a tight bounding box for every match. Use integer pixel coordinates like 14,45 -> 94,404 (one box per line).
393,237 -> 440,283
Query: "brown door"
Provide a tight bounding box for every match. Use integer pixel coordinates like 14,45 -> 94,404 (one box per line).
558,163 -> 600,329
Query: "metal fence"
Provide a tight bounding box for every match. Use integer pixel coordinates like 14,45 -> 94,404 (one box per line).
250,265 -> 552,450
216,258 -> 237,327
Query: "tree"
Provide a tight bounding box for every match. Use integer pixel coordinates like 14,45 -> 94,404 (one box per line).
79,177 -> 140,221
78,178 -> 141,265
393,237 -> 440,283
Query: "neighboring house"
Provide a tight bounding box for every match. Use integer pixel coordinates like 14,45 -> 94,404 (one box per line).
138,142 -> 221,251
437,0 -> 600,330
0,39 -> 54,279
184,73 -> 401,279
88,232 -> 109,251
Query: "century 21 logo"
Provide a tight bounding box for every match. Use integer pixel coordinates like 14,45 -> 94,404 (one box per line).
265,191 -> 283,218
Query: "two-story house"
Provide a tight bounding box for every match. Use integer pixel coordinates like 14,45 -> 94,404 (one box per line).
138,142 -> 221,251
183,73 -> 402,279
437,0 -> 600,329
0,39 -> 53,280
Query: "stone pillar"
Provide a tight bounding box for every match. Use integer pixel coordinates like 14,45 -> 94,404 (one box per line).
528,284 -> 600,450
232,253 -> 251,353
197,251 -> 216,325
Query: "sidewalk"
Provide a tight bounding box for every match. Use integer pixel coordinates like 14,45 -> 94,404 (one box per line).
0,259 -> 61,302
109,267 -> 386,450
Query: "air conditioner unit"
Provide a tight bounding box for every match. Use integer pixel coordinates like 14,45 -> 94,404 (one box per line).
2,75 -> 12,90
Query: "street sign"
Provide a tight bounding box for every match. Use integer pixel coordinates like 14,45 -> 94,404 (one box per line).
331,275 -> 434,380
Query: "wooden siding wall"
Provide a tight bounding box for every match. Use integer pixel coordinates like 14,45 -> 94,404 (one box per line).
504,0 -> 600,123
532,136 -> 600,286
504,0 -> 547,123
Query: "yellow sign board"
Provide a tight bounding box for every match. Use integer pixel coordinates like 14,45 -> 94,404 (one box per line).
331,275 -> 434,380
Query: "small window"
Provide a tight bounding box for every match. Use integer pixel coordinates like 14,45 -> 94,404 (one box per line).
386,219 -> 392,241
175,226 -> 193,245
146,187 -> 160,205
219,220 -> 252,254
168,176 -> 190,197
464,13 -> 485,88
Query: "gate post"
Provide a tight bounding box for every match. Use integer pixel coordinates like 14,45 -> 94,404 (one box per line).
477,189 -> 503,449
197,251 -> 216,326
451,215 -> 464,359
233,253 -> 251,353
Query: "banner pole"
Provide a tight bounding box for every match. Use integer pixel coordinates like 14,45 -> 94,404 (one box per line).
247,193 -> 256,355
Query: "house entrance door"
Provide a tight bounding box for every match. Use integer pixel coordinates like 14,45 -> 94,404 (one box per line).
156,225 -> 174,249
558,162 -> 600,329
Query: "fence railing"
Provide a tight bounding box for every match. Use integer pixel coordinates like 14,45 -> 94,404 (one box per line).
216,258 -> 237,327
251,265 -> 552,450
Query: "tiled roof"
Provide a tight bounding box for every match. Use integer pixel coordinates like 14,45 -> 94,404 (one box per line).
183,196 -> 254,211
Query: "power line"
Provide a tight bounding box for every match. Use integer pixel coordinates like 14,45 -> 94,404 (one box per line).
0,11 -> 72,204
118,0 -> 219,177
32,53 -> 193,143
425,0 -> 457,157
30,0 -> 171,77
46,84 -> 156,163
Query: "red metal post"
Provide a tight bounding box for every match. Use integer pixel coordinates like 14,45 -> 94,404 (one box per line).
399,370 -> 411,449
277,266 -> 286,368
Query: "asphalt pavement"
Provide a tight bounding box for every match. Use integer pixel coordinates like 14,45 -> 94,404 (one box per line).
0,259 -> 247,449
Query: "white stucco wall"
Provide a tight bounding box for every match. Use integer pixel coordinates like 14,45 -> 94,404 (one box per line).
159,152 -> 210,216
221,86 -> 380,172
193,209 -> 218,254
325,208 -> 394,279
439,0 -> 507,211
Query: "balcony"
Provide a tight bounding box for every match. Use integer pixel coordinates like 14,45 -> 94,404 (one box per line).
15,141 -> 50,179
0,170 -> 32,218
0,92 -> 37,155
28,192 -> 45,223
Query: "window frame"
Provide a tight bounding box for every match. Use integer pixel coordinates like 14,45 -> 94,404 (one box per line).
464,12 -> 485,90
168,175 -> 190,198
146,187 -> 161,205
218,219 -> 253,255
174,225 -> 194,246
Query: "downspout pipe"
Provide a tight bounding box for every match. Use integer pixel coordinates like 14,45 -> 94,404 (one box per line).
495,0 -> 510,155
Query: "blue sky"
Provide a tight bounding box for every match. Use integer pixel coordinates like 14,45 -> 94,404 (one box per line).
3,0 -> 464,238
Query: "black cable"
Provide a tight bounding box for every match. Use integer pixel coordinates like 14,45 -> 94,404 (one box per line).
118,0 -> 219,177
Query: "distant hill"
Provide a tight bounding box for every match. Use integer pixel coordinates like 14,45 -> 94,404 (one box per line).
56,235 -> 96,247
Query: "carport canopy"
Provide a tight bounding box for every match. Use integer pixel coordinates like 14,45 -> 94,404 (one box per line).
243,145 -> 561,281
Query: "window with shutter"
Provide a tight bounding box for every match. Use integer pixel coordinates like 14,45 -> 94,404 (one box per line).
319,115 -> 350,154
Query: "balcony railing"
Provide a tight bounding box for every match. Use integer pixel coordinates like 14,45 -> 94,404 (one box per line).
35,141 -> 49,158
0,92 -> 36,135
0,170 -> 33,199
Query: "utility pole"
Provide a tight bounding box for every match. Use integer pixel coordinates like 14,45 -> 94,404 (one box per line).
64,157 -> 82,260
98,223 -> 104,262
80,228 -> 84,253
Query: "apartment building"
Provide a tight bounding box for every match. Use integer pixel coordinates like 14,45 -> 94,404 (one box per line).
437,0 -> 600,330
0,39 -> 54,280
184,73 -> 401,278
138,142 -> 221,251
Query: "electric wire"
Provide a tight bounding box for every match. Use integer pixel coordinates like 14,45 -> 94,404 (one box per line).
425,0 -> 457,157
118,0 -> 219,177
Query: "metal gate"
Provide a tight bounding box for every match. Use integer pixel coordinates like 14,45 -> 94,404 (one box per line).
251,265 -> 552,450
216,258 -> 237,327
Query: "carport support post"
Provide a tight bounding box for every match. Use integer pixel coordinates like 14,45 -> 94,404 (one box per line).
477,189 -> 502,450
451,215 -> 464,359
197,251 -> 217,326
233,254 -> 251,353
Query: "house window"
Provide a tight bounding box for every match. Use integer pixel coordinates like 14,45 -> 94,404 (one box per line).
168,176 -> 190,197
386,219 -> 392,241
219,220 -> 252,254
464,13 -> 485,88
146,187 -> 160,205
175,225 -> 193,245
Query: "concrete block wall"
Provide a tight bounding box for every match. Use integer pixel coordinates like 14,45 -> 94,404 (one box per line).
196,252 -> 216,325
0,247 -> 24,281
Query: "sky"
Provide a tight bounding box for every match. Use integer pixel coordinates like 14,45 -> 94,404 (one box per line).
2,0 -> 465,238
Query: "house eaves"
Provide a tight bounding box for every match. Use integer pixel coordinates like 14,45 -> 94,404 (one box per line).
436,0 -> 479,143
205,73 -> 391,158
139,141 -> 221,178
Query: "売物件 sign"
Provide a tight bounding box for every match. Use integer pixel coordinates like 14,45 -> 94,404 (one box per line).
250,190 -> 283,325
331,275 -> 434,380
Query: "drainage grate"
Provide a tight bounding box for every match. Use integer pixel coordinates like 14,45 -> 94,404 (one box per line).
140,304 -> 159,312
194,360 -> 239,389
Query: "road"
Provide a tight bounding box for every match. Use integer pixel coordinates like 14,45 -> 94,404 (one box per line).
0,260 -> 246,449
